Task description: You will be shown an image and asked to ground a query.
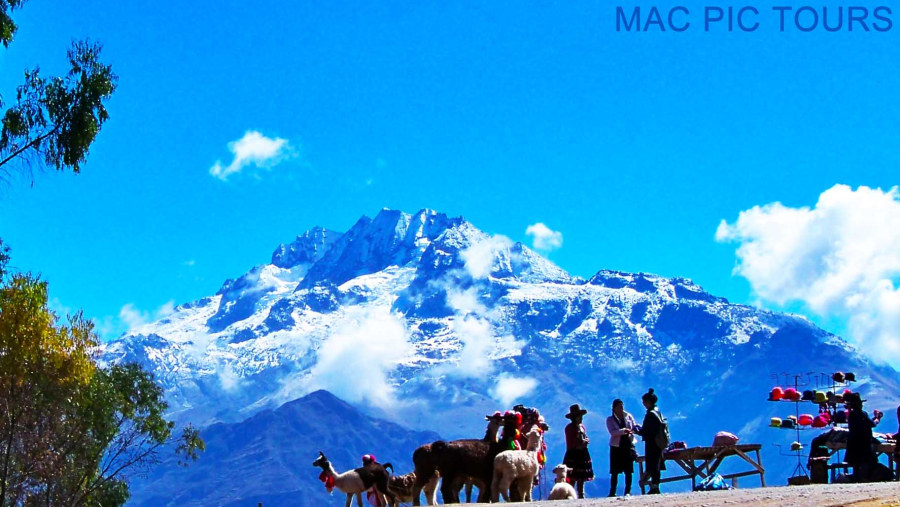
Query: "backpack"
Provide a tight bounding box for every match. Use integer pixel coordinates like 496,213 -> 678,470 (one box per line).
653,410 -> 670,449
694,473 -> 730,491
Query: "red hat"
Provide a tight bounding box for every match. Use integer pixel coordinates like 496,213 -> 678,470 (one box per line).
798,414 -> 813,426
362,454 -> 376,464
485,411 -> 503,421
504,411 -> 522,426
769,387 -> 784,401
783,388 -> 801,401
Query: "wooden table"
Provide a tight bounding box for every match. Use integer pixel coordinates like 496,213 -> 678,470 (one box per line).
824,440 -> 898,481
636,444 -> 766,494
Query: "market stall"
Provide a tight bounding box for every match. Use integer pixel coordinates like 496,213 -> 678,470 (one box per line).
636,444 -> 765,493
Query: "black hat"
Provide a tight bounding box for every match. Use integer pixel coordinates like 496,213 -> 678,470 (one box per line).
845,372 -> 856,382
565,404 -> 588,419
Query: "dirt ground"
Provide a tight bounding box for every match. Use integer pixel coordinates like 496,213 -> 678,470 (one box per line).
459,482 -> 900,506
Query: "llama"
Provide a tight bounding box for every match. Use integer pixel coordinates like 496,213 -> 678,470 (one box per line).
491,427 -> 543,502
312,451 -> 393,507
547,464 -> 578,500
411,414 -> 505,505
386,471 -> 438,507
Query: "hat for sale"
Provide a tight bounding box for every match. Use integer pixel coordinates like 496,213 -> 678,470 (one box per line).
781,418 -> 796,429
802,390 -> 815,402
770,417 -> 782,427
769,387 -> 784,401
784,388 -> 801,401
790,441 -> 803,452
845,372 -> 856,382
833,372 -> 845,383
814,391 -> 827,404
798,414 -> 813,426
812,415 -> 828,428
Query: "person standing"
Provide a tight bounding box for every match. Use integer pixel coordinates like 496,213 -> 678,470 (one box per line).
845,392 -> 882,482
637,388 -> 666,495
563,403 -> 594,499
606,399 -> 637,497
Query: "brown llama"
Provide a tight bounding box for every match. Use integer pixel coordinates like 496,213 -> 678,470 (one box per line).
410,413 -> 504,505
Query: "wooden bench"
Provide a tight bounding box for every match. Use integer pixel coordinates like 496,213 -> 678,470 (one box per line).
636,444 -> 765,494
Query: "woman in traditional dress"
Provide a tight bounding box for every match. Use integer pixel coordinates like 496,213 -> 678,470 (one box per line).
563,403 -> 594,499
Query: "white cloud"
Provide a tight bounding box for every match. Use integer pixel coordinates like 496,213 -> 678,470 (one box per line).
525,223 -> 563,252
308,306 -> 413,408
490,374 -> 537,406
119,300 -> 175,330
438,285 -> 524,379
717,184 -> 900,365
91,300 -> 175,340
446,286 -> 487,316
460,235 -> 514,279
209,131 -> 292,181
218,363 -> 242,392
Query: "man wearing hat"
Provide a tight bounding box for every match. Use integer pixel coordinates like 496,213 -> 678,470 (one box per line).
563,403 -> 594,499
845,392 -> 882,482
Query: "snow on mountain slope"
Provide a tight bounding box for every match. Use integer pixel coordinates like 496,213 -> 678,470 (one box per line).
104,208 -> 900,490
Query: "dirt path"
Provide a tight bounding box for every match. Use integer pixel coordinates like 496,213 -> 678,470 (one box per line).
458,482 -> 900,506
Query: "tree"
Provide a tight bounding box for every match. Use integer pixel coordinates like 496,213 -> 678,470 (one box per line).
0,5 -> 200,504
0,270 -> 203,506
0,0 -> 116,179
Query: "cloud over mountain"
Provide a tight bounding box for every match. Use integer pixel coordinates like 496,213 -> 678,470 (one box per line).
717,184 -> 900,366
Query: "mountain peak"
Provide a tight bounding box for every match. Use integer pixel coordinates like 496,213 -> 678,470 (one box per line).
299,208 -> 465,288
271,226 -> 340,269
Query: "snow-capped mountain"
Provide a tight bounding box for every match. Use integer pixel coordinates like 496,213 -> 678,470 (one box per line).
105,208 -> 900,492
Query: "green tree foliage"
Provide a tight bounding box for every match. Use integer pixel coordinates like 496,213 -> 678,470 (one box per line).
0,269 -> 203,506
0,1 -> 25,48
0,6 -> 201,504
0,0 -> 117,177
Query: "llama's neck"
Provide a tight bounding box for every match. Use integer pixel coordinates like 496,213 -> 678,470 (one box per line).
484,421 -> 501,442
554,475 -> 567,484
525,433 -> 542,452
319,462 -> 339,478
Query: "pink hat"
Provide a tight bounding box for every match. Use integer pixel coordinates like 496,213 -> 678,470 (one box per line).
769,387 -> 784,401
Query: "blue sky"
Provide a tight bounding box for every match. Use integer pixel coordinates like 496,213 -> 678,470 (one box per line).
1,1 -> 898,355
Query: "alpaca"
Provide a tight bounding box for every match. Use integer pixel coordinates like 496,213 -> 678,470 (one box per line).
411,415 -> 504,505
386,471 -> 438,507
547,464 -> 577,500
491,427 -> 543,502
312,451 -> 393,507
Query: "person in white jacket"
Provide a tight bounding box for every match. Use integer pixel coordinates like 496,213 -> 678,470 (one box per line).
606,399 -> 638,497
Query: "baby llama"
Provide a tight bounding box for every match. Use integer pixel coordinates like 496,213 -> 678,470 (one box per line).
547,464 -> 577,500
491,426 -> 543,502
